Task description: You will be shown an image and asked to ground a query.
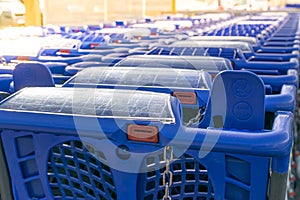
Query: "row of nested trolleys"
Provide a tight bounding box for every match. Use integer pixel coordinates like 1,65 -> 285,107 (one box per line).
0,11 -> 298,200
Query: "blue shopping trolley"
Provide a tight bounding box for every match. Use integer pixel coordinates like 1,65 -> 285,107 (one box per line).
146,46 -> 299,75
64,54 -> 233,76
64,66 -> 297,124
170,40 -> 299,61
0,70 -> 294,200
115,55 -> 232,71
188,36 -> 300,54
203,15 -> 299,40
116,54 -> 298,93
63,66 -> 212,127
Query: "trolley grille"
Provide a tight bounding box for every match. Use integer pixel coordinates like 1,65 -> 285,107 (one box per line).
48,140 -> 117,200
138,153 -> 214,200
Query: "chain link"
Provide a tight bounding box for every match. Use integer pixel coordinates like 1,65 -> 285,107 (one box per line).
185,106 -> 206,127
163,146 -> 173,200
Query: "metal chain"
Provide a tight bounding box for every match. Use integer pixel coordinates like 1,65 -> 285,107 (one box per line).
185,106 -> 206,127
163,146 -> 173,200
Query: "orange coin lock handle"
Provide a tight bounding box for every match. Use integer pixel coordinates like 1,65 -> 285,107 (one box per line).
127,124 -> 159,143
173,91 -> 197,105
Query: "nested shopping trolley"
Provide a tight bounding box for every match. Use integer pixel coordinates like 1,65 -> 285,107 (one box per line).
115,55 -> 298,94
146,43 -> 299,75
63,66 -> 212,127
204,13 -> 299,40
63,66 -> 297,126
0,70 -> 294,200
187,36 -> 300,54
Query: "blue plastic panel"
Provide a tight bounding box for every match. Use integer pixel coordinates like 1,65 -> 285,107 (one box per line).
199,70 -> 265,130
13,62 -> 55,92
